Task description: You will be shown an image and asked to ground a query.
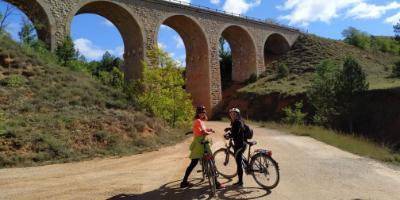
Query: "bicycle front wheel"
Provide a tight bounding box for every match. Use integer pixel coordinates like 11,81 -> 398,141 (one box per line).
213,148 -> 237,179
206,160 -> 217,196
250,153 -> 280,189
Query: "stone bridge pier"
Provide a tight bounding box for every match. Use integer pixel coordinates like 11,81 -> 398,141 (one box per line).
6,0 -> 300,115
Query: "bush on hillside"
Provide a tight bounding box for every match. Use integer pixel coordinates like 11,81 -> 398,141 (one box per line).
342,27 -> 370,50
246,73 -> 258,84
393,61 -> 400,77
283,101 -> 306,124
277,63 -> 289,78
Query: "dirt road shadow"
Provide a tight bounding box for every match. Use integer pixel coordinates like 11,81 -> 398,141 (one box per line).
107,178 -> 271,200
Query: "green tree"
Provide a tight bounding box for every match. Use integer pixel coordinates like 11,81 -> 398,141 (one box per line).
308,58 -> 368,131
334,57 -> 369,132
18,17 -> 36,45
56,36 -> 76,66
394,20 -> 400,42
307,60 -> 339,125
342,27 -> 370,49
136,46 -> 194,127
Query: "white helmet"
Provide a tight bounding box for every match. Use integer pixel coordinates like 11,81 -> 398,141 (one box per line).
229,108 -> 240,114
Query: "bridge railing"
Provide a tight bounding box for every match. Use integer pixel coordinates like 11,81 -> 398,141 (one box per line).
162,0 -> 299,32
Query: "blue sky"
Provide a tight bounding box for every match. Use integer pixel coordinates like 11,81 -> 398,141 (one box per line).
2,0 -> 400,63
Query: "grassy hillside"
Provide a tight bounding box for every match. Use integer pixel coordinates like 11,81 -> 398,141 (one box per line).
241,34 -> 400,95
0,35 -> 186,168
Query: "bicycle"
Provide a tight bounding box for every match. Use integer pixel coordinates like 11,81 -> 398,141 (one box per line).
185,131 -> 218,196
213,128 -> 280,189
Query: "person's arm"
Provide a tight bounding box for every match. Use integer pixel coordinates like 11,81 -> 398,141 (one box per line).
199,120 -> 214,135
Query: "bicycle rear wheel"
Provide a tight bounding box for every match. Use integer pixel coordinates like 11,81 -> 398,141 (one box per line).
213,148 -> 237,179
250,153 -> 280,189
206,160 -> 217,196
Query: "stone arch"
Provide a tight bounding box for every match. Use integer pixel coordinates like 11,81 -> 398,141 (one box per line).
220,25 -> 257,82
71,0 -> 144,80
4,0 -> 54,49
157,14 -> 211,111
264,33 -> 290,67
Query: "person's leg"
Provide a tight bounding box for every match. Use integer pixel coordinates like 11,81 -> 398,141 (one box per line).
234,147 -> 245,186
181,159 -> 199,187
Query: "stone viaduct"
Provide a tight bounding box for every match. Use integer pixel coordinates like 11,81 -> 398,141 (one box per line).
6,0 -> 300,114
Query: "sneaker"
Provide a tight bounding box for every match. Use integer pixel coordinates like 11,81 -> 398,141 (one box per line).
216,182 -> 224,190
180,181 -> 195,188
233,182 -> 243,187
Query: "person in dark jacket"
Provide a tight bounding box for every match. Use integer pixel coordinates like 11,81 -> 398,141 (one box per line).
228,107 -> 246,187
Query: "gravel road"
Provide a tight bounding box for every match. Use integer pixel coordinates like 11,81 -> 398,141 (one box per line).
0,121 -> 399,200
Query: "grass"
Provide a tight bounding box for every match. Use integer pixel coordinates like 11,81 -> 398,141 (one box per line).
259,122 -> 400,165
0,34 -> 189,168
240,34 -> 400,95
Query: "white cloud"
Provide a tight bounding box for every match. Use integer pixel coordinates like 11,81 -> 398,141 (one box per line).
173,35 -> 184,49
160,25 -> 169,30
385,12 -> 400,24
167,0 -> 191,5
178,55 -> 186,67
102,19 -> 114,27
158,42 -> 167,49
223,0 -> 261,15
278,0 -> 362,26
278,0 -> 400,26
74,38 -> 123,60
115,46 -> 124,58
347,2 -> 400,19
210,0 -> 220,5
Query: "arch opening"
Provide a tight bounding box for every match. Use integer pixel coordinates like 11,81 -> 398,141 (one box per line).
2,0 -> 52,48
221,26 -> 257,83
158,15 -> 211,110
264,33 -> 290,67
219,37 -> 232,91
74,1 -> 144,80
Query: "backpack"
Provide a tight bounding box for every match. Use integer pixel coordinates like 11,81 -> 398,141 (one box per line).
242,122 -> 253,140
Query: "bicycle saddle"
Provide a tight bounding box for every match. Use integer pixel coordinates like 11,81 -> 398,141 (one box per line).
246,141 -> 257,146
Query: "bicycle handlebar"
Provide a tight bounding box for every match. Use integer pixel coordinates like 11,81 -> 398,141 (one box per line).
185,131 -> 193,136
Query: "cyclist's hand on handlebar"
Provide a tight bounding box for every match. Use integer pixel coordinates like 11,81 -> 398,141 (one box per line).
207,128 -> 215,133
224,133 -> 230,140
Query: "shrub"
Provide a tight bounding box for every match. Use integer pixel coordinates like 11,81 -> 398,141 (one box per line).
246,73 -> 258,84
0,110 -> 5,134
393,61 -> 400,77
277,63 -> 289,78
283,101 -> 306,124
0,75 -> 24,87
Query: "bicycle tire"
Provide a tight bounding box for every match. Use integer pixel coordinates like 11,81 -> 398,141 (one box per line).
213,148 -> 237,179
250,153 -> 280,189
206,160 -> 217,196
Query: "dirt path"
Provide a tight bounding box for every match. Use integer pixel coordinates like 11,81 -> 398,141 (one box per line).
1,121 -> 400,200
